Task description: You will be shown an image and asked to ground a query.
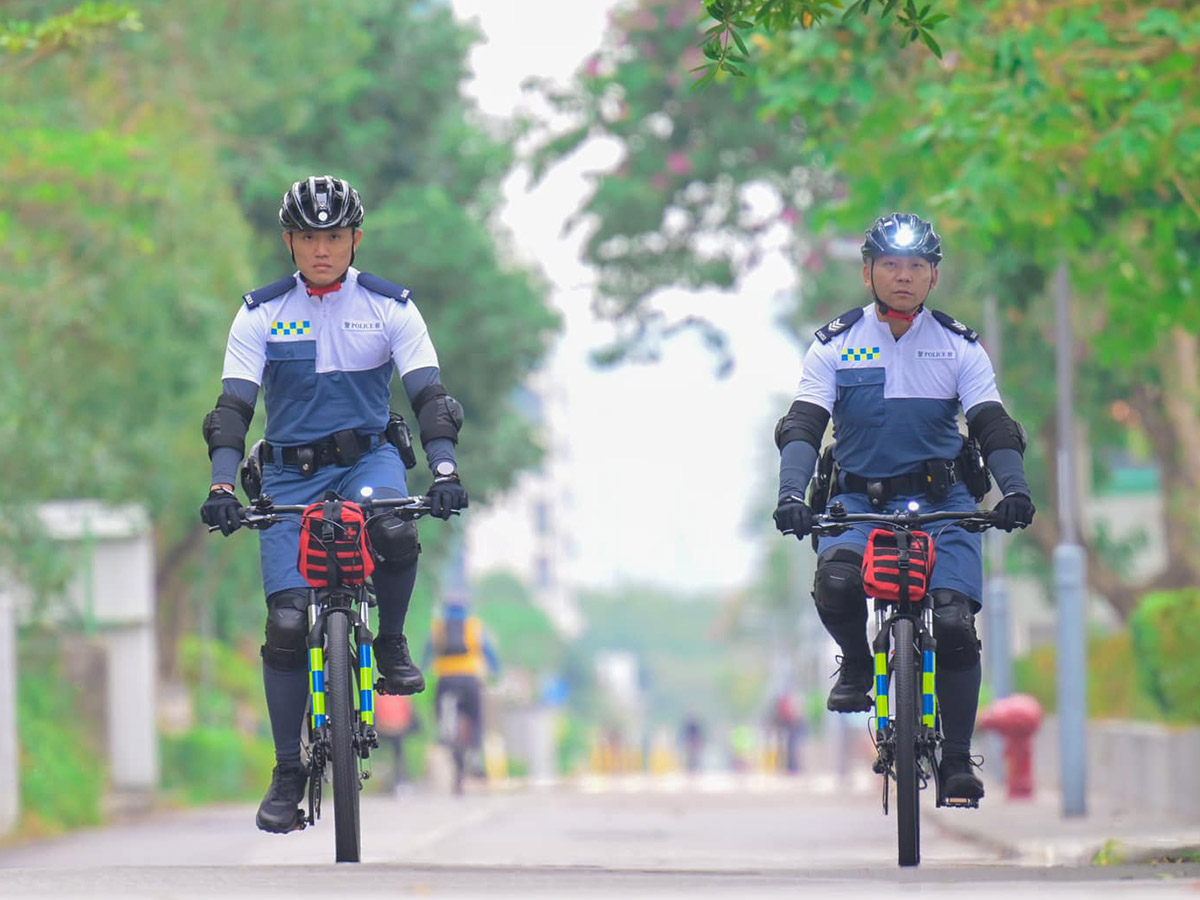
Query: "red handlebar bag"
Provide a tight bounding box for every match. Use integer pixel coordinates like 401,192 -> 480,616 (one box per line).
298,500 -> 375,588
861,529 -> 936,602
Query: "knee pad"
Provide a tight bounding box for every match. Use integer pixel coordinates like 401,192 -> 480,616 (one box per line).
262,589 -> 309,672
813,548 -> 866,621
367,515 -> 421,571
932,589 -> 981,671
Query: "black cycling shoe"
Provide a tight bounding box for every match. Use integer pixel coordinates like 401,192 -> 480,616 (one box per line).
939,752 -> 985,801
374,634 -> 426,695
826,655 -> 874,713
255,762 -> 308,833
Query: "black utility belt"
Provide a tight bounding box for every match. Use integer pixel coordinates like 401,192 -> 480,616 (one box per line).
841,458 -> 966,505
263,430 -> 385,476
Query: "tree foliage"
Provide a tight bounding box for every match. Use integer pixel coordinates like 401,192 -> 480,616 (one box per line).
0,1 -> 140,64
530,0 -> 828,369
695,0 -> 948,83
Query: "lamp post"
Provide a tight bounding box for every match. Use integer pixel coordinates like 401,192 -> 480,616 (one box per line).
1053,259 -> 1088,817
982,295 -> 1012,701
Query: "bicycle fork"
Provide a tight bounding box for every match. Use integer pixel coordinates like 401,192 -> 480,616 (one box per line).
872,606 -> 939,781
306,595 -> 377,733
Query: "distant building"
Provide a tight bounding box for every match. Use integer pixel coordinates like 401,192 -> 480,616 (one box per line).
466,356 -> 582,637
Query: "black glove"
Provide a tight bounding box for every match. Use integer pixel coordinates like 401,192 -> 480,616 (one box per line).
200,487 -> 243,536
992,492 -> 1035,532
773,496 -> 814,538
426,476 -> 469,520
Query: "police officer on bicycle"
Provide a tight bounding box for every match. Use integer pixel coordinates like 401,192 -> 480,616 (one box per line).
772,213 -> 1035,802
423,595 -> 499,779
200,175 -> 469,832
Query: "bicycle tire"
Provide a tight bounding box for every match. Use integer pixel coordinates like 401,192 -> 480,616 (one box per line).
893,615 -> 921,867
327,611 -> 362,863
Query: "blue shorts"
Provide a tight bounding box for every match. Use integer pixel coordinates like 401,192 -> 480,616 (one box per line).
258,441 -> 409,597
816,481 -> 983,603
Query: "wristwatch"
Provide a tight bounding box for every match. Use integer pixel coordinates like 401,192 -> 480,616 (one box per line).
434,460 -> 458,479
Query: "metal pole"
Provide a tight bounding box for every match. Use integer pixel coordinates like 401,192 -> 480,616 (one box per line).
1053,259 -> 1087,817
982,295 -> 1012,700
0,586 -> 17,834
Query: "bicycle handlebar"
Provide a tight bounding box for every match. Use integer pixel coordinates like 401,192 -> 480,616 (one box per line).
809,507 -> 1000,538
207,494 -> 453,533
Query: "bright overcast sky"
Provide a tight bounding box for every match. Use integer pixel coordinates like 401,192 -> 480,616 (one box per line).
451,0 -> 805,594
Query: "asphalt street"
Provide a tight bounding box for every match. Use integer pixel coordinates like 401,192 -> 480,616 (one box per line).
1,773 -> 1197,898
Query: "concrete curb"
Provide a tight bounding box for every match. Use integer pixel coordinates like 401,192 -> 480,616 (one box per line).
929,806 -> 1200,867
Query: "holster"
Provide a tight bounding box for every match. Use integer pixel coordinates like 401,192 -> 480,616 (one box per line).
385,412 -> 418,470
958,435 -> 992,502
806,443 -> 838,550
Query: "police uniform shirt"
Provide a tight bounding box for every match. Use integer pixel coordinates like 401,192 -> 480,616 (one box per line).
794,304 -> 1001,479
222,267 -> 438,446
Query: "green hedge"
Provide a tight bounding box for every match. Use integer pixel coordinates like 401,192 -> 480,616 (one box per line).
160,726 -> 274,804
1130,589 -> 1200,723
1013,629 -> 1161,721
16,635 -> 106,835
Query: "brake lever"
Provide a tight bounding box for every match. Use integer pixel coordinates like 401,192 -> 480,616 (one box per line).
957,518 -> 995,533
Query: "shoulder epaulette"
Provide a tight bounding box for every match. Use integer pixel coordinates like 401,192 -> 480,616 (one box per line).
242,276 -> 296,309
930,309 -> 979,342
814,307 -> 864,344
357,272 -> 412,304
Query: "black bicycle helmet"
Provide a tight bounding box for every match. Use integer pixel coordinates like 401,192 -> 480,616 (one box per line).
279,175 -> 364,231
861,212 -> 942,264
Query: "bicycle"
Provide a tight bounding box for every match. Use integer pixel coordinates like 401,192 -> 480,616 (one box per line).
807,501 -> 998,868
209,489 -> 449,863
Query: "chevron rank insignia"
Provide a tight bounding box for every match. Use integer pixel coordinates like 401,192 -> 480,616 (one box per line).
814,307 -> 864,344
931,309 -> 979,342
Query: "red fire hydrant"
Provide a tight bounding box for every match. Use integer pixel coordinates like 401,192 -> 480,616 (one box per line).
977,693 -> 1043,800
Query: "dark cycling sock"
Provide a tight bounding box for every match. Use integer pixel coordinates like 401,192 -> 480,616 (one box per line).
263,660 -> 309,763
816,605 -> 872,662
374,561 -> 418,636
936,660 -> 982,757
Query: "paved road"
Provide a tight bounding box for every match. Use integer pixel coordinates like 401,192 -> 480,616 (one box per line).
1,773 -> 1197,898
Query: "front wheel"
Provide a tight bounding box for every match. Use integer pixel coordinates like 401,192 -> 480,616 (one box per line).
327,611 -> 362,863
892,615 -> 921,867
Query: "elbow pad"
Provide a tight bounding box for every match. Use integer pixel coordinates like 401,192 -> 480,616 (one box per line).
774,400 -> 831,452
202,393 -> 255,459
412,384 -> 464,447
968,403 -> 1027,458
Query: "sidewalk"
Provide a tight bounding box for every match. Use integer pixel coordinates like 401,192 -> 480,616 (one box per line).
928,778 -> 1200,866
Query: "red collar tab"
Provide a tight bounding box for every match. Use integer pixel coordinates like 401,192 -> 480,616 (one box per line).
884,306 -> 919,323
876,299 -> 922,323
305,281 -> 342,297
303,272 -> 348,296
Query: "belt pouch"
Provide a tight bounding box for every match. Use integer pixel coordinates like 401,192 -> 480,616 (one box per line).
925,459 -> 953,502
295,446 -> 317,477
332,429 -> 363,467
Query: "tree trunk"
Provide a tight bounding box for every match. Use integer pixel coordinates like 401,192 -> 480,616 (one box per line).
1028,326 -> 1200,622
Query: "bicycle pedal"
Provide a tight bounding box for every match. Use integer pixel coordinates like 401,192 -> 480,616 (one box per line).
941,797 -> 979,809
